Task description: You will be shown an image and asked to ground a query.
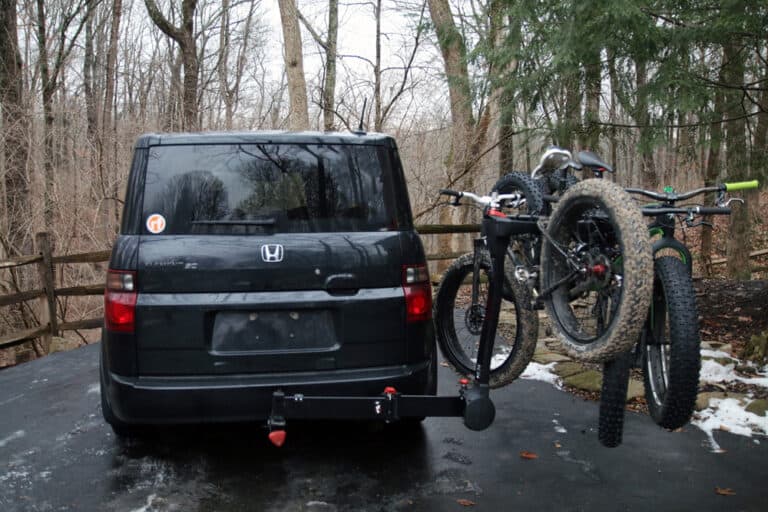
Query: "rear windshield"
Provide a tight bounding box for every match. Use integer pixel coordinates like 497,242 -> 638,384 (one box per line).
141,143 -> 399,234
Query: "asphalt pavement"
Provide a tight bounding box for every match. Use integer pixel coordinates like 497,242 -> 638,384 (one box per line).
0,343 -> 764,511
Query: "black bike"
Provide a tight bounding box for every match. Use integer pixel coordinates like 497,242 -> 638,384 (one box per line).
599,181 -> 758,441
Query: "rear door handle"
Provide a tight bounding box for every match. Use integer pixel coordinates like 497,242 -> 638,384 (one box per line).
325,273 -> 359,295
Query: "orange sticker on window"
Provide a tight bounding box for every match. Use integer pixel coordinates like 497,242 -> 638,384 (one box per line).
146,213 -> 166,234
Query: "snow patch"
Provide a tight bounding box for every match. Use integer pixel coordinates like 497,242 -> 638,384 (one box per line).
700,349 -> 736,360
0,470 -> 30,483
521,362 -> 561,387
552,418 -> 567,434
129,493 -> 158,512
692,397 -> 768,452
699,359 -> 768,386
490,346 -> 512,368
87,383 -> 100,395
0,430 -> 25,448
693,349 -> 768,448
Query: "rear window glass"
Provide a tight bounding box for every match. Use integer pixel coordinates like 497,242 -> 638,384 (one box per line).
141,143 -> 398,234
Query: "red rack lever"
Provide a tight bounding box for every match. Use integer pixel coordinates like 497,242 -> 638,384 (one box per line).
268,430 -> 287,448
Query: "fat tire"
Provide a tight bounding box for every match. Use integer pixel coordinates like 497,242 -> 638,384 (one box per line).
540,173 -> 579,215
642,256 -> 700,429
493,171 -> 545,274
540,179 -> 653,362
491,171 -> 545,215
598,351 -> 633,447
546,172 -> 580,196
434,250 -> 538,388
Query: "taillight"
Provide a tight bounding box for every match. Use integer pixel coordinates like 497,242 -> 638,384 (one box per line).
403,264 -> 432,323
105,270 -> 137,333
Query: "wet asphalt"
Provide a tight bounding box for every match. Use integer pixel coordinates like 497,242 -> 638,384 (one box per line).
0,343 -> 765,512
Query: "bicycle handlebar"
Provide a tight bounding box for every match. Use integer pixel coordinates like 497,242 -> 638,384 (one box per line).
626,186 -> 720,201
439,189 -> 523,207
724,180 -> 759,192
641,206 -> 731,216
628,180 -> 759,202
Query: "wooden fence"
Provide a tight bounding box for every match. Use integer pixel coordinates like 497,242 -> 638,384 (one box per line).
0,227 -> 765,357
0,232 -> 110,353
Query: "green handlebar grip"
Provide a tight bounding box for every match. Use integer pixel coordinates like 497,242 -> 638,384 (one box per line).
724,180 -> 759,191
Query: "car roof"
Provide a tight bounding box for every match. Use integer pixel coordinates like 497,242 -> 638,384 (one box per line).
134,131 -> 397,149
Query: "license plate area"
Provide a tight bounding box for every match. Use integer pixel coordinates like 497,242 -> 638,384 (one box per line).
211,310 -> 338,353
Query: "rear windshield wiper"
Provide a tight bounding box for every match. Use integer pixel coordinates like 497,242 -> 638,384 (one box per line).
190,219 -> 276,226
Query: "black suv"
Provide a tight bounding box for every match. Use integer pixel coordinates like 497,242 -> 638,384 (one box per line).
100,131 -> 437,434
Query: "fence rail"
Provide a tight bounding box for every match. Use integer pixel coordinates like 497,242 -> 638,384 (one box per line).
1,227 -> 765,355
0,233 -> 109,352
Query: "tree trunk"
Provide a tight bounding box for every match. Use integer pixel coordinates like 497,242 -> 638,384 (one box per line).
278,0 -> 309,130
700,82 -> 724,277
83,1 -> 98,151
428,0 -> 487,267
0,0 -> 31,255
607,49 -> 618,175
36,0 -> 56,233
373,0 -> 381,131
583,51 -> 601,151
219,0 -> 233,129
723,41 -> 750,279
102,0 -> 122,237
635,59 -> 657,189
322,0 -> 338,131
494,8 -> 519,177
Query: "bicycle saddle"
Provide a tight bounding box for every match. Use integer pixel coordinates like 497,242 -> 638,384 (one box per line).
577,151 -> 614,173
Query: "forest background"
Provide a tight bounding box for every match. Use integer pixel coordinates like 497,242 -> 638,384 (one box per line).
0,0 -> 765,364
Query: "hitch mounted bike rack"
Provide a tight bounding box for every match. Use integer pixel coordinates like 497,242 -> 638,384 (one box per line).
265,213 -> 529,447
266,379 -> 496,447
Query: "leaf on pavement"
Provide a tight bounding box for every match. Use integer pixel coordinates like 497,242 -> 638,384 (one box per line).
456,498 -> 476,506
519,450 -> 538,460
715,487 -> 736,496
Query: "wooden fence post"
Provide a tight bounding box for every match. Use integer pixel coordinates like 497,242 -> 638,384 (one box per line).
35,232 -> 57,354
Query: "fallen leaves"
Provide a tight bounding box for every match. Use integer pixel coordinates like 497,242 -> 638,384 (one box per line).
519,450 -> 538,460
715,487 -> 736,496
456,498 -> 476,506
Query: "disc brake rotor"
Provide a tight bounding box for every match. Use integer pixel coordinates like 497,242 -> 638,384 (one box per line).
465,304 -> 485,335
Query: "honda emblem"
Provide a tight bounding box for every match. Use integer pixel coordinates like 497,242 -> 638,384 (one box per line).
261,244 -> 284,263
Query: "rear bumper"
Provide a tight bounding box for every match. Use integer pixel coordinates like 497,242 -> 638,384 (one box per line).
103,361 -> 433,424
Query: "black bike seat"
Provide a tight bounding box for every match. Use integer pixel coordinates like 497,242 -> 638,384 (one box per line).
577,151 -> 614,173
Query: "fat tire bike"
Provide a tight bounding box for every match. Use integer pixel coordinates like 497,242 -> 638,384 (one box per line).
434,170 -> 654,390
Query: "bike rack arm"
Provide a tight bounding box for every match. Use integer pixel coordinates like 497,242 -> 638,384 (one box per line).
269,389 -> 467,425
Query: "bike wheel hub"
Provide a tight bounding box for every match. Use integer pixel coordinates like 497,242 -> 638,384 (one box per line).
465,304 -> 485,335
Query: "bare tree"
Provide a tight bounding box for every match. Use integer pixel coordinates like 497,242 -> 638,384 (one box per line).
144,0 -> 200,131
101,0 -> 122,236
0,0 -> 31,255
218,0 -> 259,129
278,0 -> 309,130
297,0 -> 337,131
34,0 -> 90,232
